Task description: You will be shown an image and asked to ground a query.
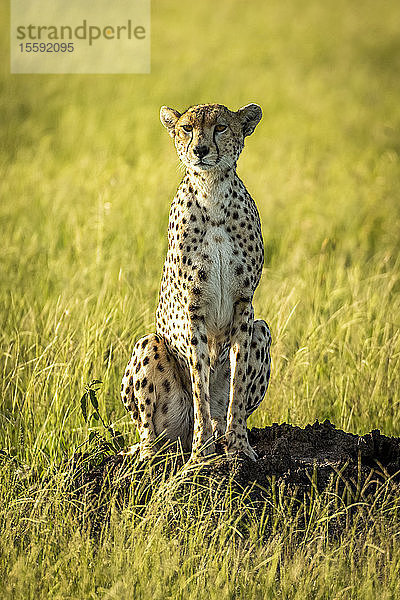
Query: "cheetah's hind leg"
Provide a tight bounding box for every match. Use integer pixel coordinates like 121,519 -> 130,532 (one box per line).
121,334 -> 193,460
245,319 -> 272,419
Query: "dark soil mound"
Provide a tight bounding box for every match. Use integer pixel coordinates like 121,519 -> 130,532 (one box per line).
244,419 -> 400,493
74,420 -> 400,506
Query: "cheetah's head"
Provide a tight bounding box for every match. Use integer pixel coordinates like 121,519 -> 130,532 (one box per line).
160,103 -> 262,171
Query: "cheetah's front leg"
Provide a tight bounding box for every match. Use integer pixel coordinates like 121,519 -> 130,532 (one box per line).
188,320 -> 216,459
225,301 -> 257,461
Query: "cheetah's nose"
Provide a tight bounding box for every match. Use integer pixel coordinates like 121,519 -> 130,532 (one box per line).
193,145 -> 209,159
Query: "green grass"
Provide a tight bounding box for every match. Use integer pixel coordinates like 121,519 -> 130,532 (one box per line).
1,0 -> 400,597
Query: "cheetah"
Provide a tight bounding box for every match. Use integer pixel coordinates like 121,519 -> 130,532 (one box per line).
121,103 -> 271,461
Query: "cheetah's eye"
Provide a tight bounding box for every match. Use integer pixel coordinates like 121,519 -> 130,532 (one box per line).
182,124 -> 193,132
215,124 -> 227,133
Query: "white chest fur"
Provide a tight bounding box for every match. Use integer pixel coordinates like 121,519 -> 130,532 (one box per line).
200,224 -> 235,335
192,182 -> 238,337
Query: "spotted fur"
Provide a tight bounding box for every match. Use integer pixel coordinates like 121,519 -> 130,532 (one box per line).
121,103 -> 272,461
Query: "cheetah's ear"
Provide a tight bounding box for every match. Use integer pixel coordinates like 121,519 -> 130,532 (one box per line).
160,106 -> 181,137
237,104 -> 262,137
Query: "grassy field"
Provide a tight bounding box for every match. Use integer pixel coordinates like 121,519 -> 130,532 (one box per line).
1,0 -> 400,597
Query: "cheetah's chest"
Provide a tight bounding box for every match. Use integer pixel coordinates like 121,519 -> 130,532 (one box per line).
196,226 -> 236,335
